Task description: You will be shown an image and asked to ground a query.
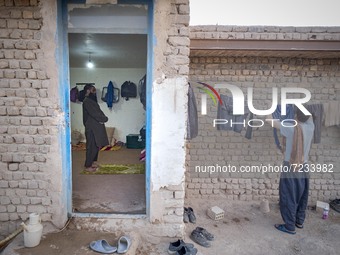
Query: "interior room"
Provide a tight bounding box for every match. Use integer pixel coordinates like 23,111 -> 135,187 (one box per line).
67,3 -> 148,214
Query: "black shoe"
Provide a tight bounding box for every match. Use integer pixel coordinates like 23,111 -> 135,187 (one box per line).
188,207 -> 196,224
330,199 -> 340,213
183,207 -> 189,223
175,246 -> 198,255
195,227 -> 214,241
168,239 -> 194,254
190,229 -> 211,247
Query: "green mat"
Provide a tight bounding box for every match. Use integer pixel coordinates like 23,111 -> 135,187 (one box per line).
81,164 -> 145,175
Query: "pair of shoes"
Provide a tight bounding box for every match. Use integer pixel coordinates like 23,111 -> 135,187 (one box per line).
295,223 -> 304,229
190,227 -> 214,247
184,207 -> 196,223
274,224 -> 296,235
90,236 -> 131,254
168,239 -> 196,254
330,198 -> 340,213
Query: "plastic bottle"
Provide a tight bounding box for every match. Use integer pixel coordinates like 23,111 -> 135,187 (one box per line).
322,206 -> 329,219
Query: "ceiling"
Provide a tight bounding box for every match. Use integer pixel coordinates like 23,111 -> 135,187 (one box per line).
68,33 -> 147,68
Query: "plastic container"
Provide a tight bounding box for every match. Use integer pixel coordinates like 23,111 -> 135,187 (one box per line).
322,207 -> 329,219
22,213 -> 43,248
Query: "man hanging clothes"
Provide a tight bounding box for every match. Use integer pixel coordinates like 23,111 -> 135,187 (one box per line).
267,107 -> 314,234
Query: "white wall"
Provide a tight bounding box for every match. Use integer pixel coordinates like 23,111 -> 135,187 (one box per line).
70,68 -> 146,143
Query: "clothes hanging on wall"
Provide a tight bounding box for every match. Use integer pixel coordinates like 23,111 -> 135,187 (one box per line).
306,104 -> 323,144
186,83 -> 198,140
272,104 -> 295,151
323,101 -> 340,127
217,94 -> 252,138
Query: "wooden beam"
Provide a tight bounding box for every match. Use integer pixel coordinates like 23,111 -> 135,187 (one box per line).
190,39 -> 340,52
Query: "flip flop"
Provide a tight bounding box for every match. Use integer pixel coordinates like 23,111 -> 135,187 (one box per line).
274,224 -> 296,235
117,236 -> 131,254
89,239 -> 117,254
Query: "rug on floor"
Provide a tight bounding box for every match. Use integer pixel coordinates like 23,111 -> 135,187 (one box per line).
81,163 -> 145,175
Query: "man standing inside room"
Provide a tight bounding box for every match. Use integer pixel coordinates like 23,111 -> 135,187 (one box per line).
80,84 -> 109,172
267,107 -> 315,234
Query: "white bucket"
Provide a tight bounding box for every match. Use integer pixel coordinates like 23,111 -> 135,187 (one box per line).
23,213 -> 43,248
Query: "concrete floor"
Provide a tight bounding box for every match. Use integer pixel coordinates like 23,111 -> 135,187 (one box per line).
72,147 -> 146,214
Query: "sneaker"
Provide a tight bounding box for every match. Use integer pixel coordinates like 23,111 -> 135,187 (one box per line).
330,199 -> 340,213
190,229 -> 211,247
183,208 -> 189,223
168,239 -> 194,254
195,227 -> 214,241
175,246 -> 198,255
188,207 -> 196,223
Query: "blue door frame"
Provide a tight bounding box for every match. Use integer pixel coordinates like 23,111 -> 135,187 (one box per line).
57,0 -> 154,218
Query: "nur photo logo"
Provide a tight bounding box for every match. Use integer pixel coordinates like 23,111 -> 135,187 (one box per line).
195,82 -> 312,128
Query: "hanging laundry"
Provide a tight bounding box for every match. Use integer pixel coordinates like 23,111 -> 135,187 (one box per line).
187,83 -> 198,140
306,104 -> 323,143
272,105 -> 295,151
217,95 -> 252,137
323,101 -> 340,127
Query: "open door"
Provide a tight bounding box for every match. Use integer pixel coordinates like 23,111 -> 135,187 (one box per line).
67,2 -> 150,215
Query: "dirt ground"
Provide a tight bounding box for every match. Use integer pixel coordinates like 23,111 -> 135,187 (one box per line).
3,199 -> 340,255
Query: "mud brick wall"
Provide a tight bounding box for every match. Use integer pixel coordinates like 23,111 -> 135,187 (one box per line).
0,0 -> 65,239
185,26 -> 340,204
186,53 -> 340,204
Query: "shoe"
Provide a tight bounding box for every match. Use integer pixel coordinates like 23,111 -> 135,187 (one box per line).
274,224 -> 296,235
175,246 -> 198,255
183,208 -> 189,223
187,207 -> 196,223
117,235 -> 131,254
295,223 -> 303,229
330,199 -> 340,213
168,239 -> 194,254
195,227 -> 214,241
190,229 -> 211,247
89,239 -> 117,254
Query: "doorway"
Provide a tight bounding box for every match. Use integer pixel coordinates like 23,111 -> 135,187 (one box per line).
67,3 -> 149,214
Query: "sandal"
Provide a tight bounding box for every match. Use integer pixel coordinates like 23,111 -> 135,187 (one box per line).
274,224 -> 296,235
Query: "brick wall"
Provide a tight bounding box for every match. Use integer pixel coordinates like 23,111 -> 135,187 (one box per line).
186,55 -> 340,204
0,0 -> 65,238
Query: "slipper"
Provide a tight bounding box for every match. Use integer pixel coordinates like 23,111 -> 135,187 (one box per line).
84,166 -> 98,172
274,224 -> 296,235
117,236 -> 131,254
89,239 -> 117,254
295,223 -> 303,229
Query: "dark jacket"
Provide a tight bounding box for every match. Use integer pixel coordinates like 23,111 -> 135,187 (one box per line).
82,97 -> 109,147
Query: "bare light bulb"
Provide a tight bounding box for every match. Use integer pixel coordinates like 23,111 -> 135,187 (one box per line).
87,60 -> 94,68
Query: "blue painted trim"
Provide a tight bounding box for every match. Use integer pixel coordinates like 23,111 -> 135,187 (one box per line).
62,0 -> 153,219
145,0 -> 153,218
58,0 -> 72,217
72,212 -> 147,219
